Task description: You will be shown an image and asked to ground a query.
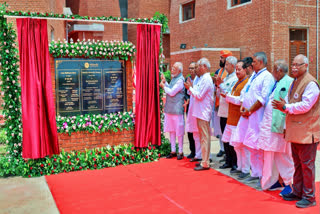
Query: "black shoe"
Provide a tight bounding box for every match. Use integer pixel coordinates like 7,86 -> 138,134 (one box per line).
187,154 -> 195,159
230,167 -> 241,174
216,150 -> 225,157
238,172 -> 250,180
282,193 -> 301,201
177,153 -> 184,160
296,199 -> 316,208
195,162 -> 201,167
190,158 -> 202,162
194,166 -> 210,171
166,152 -> 177,159
219,163 -> 232,169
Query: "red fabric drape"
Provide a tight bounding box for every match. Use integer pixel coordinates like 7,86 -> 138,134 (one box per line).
134,24 -> 161,147
17,18 -> 59,159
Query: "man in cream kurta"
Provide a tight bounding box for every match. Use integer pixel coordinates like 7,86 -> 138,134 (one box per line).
185,58 -> 214,170
232,52 -> 274,185
258,60 -> 294,194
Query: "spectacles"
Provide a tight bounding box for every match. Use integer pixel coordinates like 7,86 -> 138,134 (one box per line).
189,67 -> 195,70
292,63 -> 305,67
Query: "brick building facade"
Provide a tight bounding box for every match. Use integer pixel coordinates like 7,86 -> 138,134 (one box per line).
128,0 -> 171,66
170,0 -> 320,79
0,0 -> 65,42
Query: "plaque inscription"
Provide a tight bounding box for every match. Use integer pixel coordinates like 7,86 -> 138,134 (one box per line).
55,59 -> 126,116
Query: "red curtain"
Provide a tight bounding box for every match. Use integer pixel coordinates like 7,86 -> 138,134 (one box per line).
17,18 -> 59,159
134,24 -> 161,147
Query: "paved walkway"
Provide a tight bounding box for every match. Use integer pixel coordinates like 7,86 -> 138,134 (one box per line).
0,136 -> 319,214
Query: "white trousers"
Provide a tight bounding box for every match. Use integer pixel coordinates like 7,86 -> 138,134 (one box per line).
193,132 -> 202,159
170,132 -> 184,153
261,149 -> 294,190
248,147 -> 263,177
234,145 -> 250,173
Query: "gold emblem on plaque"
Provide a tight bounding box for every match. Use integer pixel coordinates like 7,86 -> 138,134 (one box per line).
84,62 -> 89,68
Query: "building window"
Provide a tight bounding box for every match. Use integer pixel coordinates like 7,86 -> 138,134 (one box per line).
182,1 -> 195,21
232,0 -> 251,6
289,29 -> 307,74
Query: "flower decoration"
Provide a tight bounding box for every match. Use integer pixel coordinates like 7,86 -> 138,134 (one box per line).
0,9 -> 161,25
49,39 -> 136,61
57,111 -> 135,135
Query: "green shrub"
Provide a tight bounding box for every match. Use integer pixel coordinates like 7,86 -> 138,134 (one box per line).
0,129 -> 7,145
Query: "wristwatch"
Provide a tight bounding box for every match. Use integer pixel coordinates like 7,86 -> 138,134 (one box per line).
282,105 -> 286,110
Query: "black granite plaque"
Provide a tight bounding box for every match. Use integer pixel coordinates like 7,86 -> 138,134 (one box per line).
104,70 -> 124,113
81,69 -> 103,112
55,58 -> 126,116
56,69 -> 80,113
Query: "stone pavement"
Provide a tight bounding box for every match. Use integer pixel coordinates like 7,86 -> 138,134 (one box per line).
0,176 -> 59,214
0,136 -> 319,214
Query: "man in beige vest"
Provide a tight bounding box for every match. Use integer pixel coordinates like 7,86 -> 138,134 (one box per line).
272,54 -> 320,208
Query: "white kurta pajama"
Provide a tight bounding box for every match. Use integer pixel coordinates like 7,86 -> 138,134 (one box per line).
186,76 -> 202,159
232,68 -> 275,177
258,90 -> 294,190
226,86 -> 250,174
164,79 -> 185,153
189,72 -> 214,168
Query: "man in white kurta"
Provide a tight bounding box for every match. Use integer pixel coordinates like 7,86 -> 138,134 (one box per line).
232,52 -> 274,184
185,58 -> 214,170
258,60 -> 294,194
160,62 -> 185,160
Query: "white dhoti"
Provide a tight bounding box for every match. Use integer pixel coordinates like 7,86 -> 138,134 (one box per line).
234,145 -> 250,173
258,94 -> 294,190
226,125 -> 250,173
242,107 -> 265,178
261,147 -> 294,190
164,113 -> 184,153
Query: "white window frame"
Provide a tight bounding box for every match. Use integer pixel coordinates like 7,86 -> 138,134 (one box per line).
179,0 -> 196,24
227,0 -> 252,10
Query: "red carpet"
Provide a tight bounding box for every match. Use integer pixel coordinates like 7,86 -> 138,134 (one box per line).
46,159 -> 319,214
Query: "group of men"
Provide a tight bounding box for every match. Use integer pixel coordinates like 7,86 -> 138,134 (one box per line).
160,51 -> 319,209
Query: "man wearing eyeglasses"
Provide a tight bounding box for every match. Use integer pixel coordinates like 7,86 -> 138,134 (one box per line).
272,54 -> 320,208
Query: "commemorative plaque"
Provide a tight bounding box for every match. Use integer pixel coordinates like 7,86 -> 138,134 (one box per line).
55,58 -> 126,116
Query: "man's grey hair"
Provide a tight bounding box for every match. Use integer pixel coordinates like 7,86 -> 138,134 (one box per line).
199,57 -> 211,70
226,56 -> 237,66
254,52 -> 268,65
296,54 -> 309,64
275,59 -> 288,73
174,62 -> 183,73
